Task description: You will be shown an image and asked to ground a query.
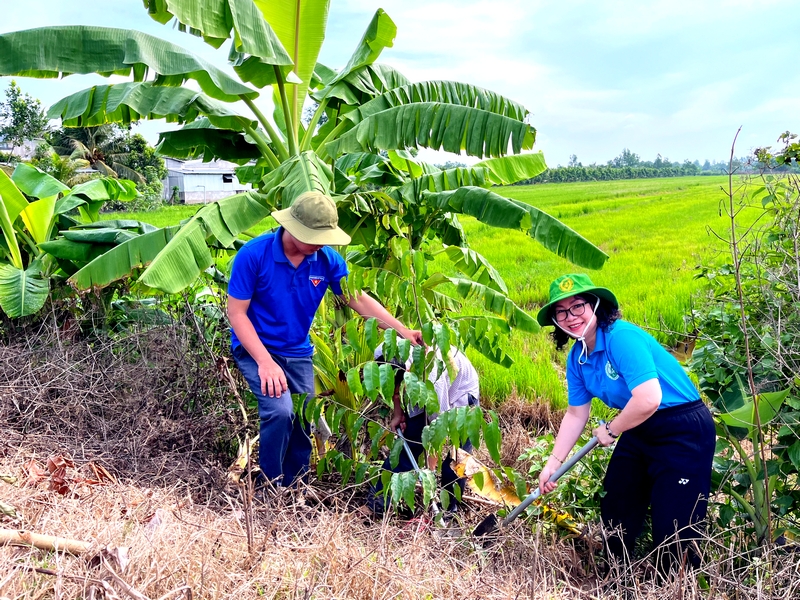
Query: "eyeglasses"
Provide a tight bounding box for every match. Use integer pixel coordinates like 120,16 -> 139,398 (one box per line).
553,301 -> 589,323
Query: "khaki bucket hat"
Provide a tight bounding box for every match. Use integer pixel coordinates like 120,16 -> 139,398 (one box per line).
536,273 -> 618,326
272,191 -> 352,246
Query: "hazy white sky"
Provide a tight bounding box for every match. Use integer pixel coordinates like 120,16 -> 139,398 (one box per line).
1,0 -> 798,166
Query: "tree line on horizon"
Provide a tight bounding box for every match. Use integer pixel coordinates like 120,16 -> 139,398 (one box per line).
510,147 -> 799,185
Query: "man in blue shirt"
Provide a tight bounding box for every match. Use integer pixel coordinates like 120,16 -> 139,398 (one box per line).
228,191 -> 421,487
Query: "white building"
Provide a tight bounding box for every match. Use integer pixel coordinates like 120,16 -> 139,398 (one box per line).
0,136 -> 44,160
163,158 -> 252,204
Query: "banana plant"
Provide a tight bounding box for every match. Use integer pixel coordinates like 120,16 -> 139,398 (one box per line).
0,1 -> 616,508
0,163 -> 147,317
0,1 -> 607,301
711,373 -> 792,544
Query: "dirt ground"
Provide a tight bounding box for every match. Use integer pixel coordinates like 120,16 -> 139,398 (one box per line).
1,323 -> 797,599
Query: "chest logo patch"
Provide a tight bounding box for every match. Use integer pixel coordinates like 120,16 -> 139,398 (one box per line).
309,276 -> 324,287
605,360 -> 620,380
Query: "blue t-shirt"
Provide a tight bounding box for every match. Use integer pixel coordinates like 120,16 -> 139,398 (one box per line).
227,228 -> 349,357
566,320 -> 699,410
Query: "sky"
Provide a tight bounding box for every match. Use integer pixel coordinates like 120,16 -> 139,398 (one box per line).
1,0 -> 798,167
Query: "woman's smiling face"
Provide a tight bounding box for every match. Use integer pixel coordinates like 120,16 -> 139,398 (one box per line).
552,294 -> 597,338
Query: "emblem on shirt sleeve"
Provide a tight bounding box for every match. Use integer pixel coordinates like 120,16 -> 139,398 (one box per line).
309,276 -> 325,287
605,360 -> 620,380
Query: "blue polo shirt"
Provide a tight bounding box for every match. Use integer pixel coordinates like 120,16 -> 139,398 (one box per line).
228,228 -> 348,357
566,320 -> 699,410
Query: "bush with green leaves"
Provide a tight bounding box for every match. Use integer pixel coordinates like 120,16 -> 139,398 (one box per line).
689,134 -> 800,546
300,315 -> 508,513
517,419 -> 610,525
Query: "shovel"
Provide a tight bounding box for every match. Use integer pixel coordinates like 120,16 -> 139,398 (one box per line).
396,428 -> 441,517
472,435 -> 599,538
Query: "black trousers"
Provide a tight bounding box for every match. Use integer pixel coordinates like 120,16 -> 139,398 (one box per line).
601,400 -> 716,567
370,396 -> 478,513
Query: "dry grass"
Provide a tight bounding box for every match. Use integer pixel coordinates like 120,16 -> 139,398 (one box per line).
2,316 -> 800,599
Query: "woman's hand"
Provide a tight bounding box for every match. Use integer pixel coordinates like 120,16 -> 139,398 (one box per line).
593,423 -> 617,447
538,456 -> 563,495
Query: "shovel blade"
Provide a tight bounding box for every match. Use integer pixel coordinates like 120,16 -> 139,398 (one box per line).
472,512 -> 499,538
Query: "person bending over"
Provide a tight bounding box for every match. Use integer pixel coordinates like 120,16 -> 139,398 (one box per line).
535,274 -> 715,568
228,191 -> 421,487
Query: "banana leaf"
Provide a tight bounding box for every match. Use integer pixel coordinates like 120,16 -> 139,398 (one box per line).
39,239 -> 115,263
343,80 -> 530,125
11,163 -> 69,199
48,83 -> 257,130
421,188 -> 609,271
156,119 -> 261,162
0,168 -> 29,225
316,9 -> 397,100
72,220 -> 159,234
0,260 -> 49,318
311,63 -> 410,106
145,0 -> 291,59
62,228 -> 140,245
422,187 -> 533,231
69,179 -> 139,203
260,151 -> 333,209
255,0 -> 330,126
0,26 -> 256,102
326,103 -> 535,159
20,197 -> 57,245
70,225 -> 180,290
137,191 -> 270,293
508,197 -> 609,270
0,195 -> 23,270
475,152 -> 548,185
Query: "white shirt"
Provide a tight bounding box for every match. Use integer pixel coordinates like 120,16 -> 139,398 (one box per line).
374,345 -> 479,417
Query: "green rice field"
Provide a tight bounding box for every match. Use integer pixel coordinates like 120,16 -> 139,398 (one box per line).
449,176 -> 744,407
111,175 -> 750,407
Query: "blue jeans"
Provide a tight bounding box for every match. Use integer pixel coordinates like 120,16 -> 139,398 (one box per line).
232,345 -> 314,486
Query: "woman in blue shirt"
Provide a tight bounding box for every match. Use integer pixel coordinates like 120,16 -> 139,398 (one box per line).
535,274 -> 715,567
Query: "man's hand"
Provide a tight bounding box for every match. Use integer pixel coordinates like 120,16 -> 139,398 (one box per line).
389,405 -> 406,433
401,327 -> 423,345
259,358 -> 288,398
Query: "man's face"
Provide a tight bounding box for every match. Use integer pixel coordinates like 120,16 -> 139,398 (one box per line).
285,231 -> 322,255
295,239 -> 323,255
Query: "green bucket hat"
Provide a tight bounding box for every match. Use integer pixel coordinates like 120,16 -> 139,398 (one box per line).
536,274 -> 618,326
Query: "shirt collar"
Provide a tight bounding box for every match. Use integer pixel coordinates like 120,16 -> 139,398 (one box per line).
592,324 -> 607,354
271,226 -> 319,264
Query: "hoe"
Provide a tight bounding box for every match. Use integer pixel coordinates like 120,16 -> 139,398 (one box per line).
473,435 -> 599,539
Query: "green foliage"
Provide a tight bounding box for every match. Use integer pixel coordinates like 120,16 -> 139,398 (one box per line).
518,423 -> 610,524
0,1 -> 606,310
690,139 -> 800,545
108,175 -> 740,407
304,314 -> 508,514
48,125 -> 163,185
0,163 -> 147,317
526,162 -> 702,185
115,133 -> 167,181
29,143 -> 91,187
